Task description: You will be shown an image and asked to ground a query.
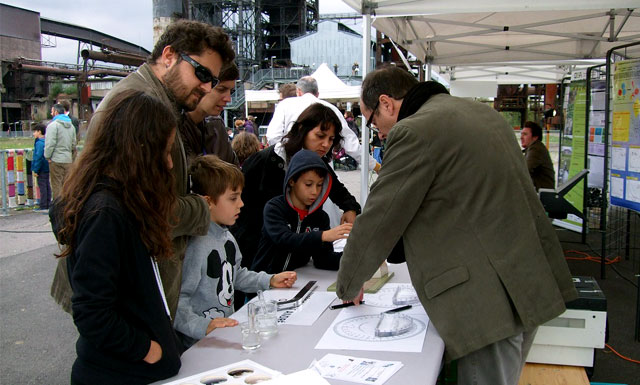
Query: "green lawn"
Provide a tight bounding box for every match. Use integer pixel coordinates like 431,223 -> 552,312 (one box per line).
0,138 -> 34,150
0,138 -> 84,151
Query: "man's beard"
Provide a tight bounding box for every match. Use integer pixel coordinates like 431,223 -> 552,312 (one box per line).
163,66 -> 205,112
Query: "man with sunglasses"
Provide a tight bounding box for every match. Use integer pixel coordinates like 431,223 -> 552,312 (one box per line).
51,20 -> 236,322
335,66 -> 577,385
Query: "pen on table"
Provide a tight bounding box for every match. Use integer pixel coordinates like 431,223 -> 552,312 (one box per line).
383,305 -> 412,314
330,301 -> 365,310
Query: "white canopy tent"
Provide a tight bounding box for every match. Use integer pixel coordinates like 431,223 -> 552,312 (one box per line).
340,0 -> 640,202
244,63 -> 361,115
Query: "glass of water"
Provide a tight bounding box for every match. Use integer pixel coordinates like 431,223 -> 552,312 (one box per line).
240,321 -> 261,350
254,299 -> 278,337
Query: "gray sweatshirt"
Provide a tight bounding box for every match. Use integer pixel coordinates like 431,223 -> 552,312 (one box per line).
44,115 -> 76,163
175,221 -> 271,346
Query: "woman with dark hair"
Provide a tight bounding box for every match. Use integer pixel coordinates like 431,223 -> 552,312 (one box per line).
54,89 -> 182,385
232,103 -> 360,279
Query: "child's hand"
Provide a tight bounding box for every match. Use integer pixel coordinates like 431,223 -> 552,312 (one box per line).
270,271 -> 297,288
322,223 -> 352,242
206,317 -> 239,335
143,340 -> 163,364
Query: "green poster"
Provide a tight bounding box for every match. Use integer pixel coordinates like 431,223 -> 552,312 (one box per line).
555,78 -> 586,231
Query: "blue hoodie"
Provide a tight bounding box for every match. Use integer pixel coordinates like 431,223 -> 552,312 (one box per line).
32,137 -> 49,174
251,150 -> 341,274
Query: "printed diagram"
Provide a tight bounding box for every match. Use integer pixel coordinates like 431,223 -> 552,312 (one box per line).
333,314 -> 426,342
364,284 -> 417,308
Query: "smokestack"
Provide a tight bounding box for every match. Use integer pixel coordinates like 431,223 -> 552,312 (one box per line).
152,0 -> 185,44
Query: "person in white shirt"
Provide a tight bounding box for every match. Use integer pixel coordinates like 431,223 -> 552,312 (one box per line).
266,76 -> 380,172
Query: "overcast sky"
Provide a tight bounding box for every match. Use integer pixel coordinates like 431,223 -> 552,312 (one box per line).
1,0 -> 359,64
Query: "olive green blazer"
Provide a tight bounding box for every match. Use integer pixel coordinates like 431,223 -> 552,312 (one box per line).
337,93 -> 577,360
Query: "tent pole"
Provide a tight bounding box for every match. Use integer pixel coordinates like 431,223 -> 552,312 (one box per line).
361,12 -> 372,205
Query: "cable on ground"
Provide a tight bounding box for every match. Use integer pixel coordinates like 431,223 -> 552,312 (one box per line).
605,343 -> 640,364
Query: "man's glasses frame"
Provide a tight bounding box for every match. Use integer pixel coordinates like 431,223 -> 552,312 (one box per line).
179,53 -> 220,88
366,99 -> 380,130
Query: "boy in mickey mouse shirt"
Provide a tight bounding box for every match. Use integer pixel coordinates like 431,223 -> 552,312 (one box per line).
174,155 -> 296,348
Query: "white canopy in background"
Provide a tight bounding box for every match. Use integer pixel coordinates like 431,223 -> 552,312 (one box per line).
311,63 -> 361,100
339,0 -> 640,202
342,1 -> 639,84
244,63 -> 361,110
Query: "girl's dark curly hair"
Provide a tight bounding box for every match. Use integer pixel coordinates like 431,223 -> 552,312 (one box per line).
57,90 -> 177,260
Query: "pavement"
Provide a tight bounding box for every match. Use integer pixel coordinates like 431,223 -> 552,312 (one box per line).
0,209 -> 76,385
0,169 -> 364,384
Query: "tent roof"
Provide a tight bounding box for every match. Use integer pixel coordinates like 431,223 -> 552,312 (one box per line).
245,63 -> 360,105
342,0 -> 639,18
312,63 -> 351,91
341,1 -> 639,83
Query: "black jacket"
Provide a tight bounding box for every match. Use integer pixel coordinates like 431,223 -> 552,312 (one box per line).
64,179 -> 181,385
231,146 -> 360,270
251,150 -> 340,273
179,113 -> 238,166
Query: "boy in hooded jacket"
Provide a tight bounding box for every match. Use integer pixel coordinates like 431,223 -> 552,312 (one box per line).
252,150 -> 352,274
32,123 -> 51,211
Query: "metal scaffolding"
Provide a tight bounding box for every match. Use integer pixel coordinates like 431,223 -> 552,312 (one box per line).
188,0 -> 318,80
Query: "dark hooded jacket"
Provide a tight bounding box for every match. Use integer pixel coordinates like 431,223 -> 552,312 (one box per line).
64,177 -> 182,385
232,145 -> 360,272
251,150 -> 340,274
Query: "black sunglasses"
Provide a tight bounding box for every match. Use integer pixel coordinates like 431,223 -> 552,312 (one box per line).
179,53 -> 220,88
366,99 -> 380,129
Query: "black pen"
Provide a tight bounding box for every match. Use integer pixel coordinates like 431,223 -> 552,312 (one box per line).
384,305 -> 412,314
330,301 -> 365,310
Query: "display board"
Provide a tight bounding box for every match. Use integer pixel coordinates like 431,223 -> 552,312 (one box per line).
556,74 -> 587,232
588,79 -> 607,189
610,59 -> 640,212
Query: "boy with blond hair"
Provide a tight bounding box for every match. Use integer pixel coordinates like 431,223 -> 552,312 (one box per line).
175,155 -> 296,348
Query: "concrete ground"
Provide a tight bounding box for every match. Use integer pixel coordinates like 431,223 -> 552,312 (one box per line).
0,210 -> 76,385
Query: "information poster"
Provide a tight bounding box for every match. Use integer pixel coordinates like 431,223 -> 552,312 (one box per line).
611,59 -> 640,212
555,74 -> 586,232
588,80 -> 606,188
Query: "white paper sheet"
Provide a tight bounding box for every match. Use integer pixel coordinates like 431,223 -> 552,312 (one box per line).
263,369 -> 331,385
611,176 -> 625,198
587,155 -> 605,188
232,285 -> 336,326
629,148 -> 640,173
315,304 -> 429,353
311,353 -> 403,385
626,178 -> 640,203
612,146 -> 627,171
362,283 -> 424,310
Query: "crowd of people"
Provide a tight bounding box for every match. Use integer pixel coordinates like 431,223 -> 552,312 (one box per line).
41,19 -> 575,385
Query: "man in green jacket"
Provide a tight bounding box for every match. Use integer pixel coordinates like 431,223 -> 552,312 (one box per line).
51,20 -> 236,319
44,103 -> 76,199
521,121 -> 555,190
336,67 -> 577,385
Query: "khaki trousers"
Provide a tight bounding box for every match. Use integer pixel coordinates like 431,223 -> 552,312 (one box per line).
456,328 -> 538,385
49,161 -> 71,199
